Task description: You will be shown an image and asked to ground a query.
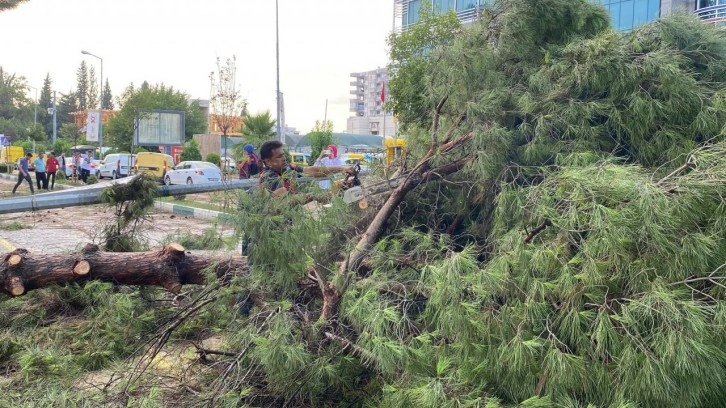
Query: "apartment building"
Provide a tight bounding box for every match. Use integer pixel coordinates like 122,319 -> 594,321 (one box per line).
346,68 -> 396,136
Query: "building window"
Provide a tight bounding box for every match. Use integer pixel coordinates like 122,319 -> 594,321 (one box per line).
457,0 -> 476,12
434,0 -> 456,13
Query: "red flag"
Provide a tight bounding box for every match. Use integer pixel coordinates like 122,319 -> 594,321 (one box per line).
381,83 -> 385,103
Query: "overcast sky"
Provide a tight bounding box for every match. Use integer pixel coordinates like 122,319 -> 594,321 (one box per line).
1,0 -> 394,133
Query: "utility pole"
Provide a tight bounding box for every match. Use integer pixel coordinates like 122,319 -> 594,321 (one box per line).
27,86 -> 37,141
52,91 -> 57,143
275,0 -> 282,143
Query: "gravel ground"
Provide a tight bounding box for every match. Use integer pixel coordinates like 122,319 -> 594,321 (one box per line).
0,177 -> 236,254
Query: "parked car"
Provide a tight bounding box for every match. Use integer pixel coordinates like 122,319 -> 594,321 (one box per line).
90,160 -> 102,178
134,152 -> 175,182
65,161 -> 78,178
220,156 -> 236,172
290,152 -> 310,167
164,161 -> 222,185
99,153 -> 136,179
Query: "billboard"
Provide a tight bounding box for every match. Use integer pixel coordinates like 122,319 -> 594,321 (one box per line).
134,110 -> 185,146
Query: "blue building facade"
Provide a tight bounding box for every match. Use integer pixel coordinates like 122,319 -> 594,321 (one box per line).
397,0 -> 715,32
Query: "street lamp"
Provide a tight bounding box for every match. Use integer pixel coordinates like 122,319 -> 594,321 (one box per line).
275,0 -> 282,143
81,50 -> 103,155
26,85 -> 37,139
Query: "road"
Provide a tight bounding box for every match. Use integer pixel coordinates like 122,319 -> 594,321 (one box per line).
0,177 -> 236,254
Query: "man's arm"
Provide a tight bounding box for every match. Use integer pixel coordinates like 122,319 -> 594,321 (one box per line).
302,165 -> 353,178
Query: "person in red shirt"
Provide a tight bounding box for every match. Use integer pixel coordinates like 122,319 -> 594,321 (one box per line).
46,152 -> 60,190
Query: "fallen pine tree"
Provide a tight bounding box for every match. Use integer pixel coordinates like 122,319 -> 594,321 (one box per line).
1,1 -> 726,407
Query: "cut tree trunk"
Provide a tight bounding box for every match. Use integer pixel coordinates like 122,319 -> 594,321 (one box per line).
0,243 -> 248,297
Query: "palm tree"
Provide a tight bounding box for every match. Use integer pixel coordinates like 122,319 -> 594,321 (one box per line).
233,111 -> 276,159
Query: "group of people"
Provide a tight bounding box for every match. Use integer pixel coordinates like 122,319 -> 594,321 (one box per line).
11,150 -> 95,195
12,151 -> 63,194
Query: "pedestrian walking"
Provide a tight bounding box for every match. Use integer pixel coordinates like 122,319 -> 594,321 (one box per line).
12,153 -> 34,195
46,152 -> 59,190
33,152 -> 48,190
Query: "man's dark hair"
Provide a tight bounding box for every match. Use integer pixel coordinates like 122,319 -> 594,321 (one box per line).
25,153 -> 32,157
260,140 -> 283,161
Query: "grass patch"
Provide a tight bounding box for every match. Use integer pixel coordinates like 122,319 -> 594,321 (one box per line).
0,221 -> 26,231
161,226 -> 230,250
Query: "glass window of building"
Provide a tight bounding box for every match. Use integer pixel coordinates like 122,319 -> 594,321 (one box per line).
457,0 -> 477,11
594,0 -> 661,31
409,0 -> 421,25
433,0 -> 456,12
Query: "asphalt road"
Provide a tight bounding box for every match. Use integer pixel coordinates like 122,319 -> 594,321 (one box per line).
0,177 -> 235,254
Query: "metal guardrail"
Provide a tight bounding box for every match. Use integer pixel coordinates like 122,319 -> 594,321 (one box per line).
0,176 -> 320,215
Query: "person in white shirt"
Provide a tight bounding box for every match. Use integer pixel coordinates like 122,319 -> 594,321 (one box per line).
80,150 -> 93,183
314,144 -> 344,190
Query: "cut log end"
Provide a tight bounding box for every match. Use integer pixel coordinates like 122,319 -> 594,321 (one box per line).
8,276 -> 24,296
166,243 -> 186,254
7,254 -> 22,267
162,281 -> 182,294
73,260 -> 91,276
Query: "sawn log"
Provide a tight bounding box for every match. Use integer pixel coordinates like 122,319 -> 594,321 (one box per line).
0,243 -> 248,297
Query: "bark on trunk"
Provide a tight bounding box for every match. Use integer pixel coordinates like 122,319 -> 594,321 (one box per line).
0,243 -> 247,297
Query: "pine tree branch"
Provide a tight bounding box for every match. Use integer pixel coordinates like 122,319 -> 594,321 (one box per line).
656,154 -> 695,186
524,219 -> 552,244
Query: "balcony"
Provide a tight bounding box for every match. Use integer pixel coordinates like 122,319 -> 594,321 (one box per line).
696,3 -> 726,24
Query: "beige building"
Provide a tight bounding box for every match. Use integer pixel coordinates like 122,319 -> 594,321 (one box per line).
346,67 -> 396,136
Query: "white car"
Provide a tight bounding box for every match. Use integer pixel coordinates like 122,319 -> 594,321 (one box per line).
164,161 -> 222,185
99,153 -> 136,179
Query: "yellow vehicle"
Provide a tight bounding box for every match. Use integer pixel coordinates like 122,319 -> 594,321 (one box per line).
290,152 -> 310,167
343,153 -> 366,165
1,146 -> 24,169
384,137 -> 406,164
134,152 -> 175,182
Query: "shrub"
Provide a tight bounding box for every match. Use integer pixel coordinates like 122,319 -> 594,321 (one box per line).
205,153 -> 220,166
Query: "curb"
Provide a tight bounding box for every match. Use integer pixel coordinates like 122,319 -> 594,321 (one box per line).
153,201 -> 234,224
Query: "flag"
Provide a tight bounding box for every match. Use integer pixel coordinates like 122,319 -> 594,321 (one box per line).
86,110 -> 100,142
381,83 -> 386,103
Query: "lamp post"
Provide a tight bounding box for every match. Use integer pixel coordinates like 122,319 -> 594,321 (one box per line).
81,50 -> 103,156
275,0 -> 282,143
27,85 -> 37,140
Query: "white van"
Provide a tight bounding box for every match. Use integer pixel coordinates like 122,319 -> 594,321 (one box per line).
99,153 -> 136,179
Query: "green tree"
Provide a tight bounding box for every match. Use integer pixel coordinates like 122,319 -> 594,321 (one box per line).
180,139 -> 202,161
386,8 -> 462,131
75,61 -> 89,111
232,111 -> 276,160
102,79 -> 114,110
0,67 -> 30,120
0,0 -> 28,11
38,73 -> 53,138
55,90 -> 78,127
105,83 -> 207,151
307,119 -> 334,164
88,66 -> 98,109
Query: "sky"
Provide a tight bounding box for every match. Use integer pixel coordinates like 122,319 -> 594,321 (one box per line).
0,0 -> 395,134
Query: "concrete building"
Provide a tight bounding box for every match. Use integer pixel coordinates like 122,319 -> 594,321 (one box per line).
395,0 -> 716,32
346,68 -> 396,136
